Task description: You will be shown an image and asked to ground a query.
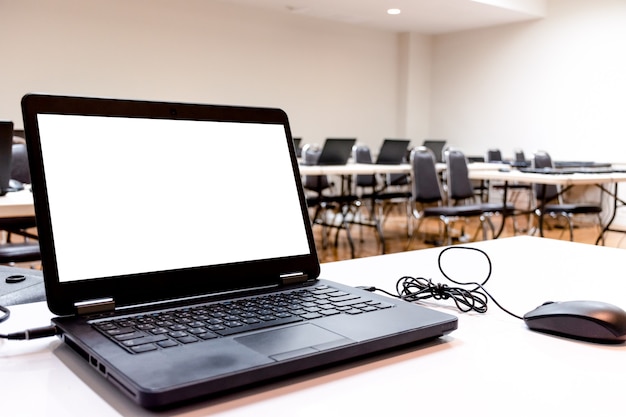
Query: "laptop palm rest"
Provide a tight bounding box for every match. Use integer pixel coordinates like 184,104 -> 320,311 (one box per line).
236,324 -> 354,361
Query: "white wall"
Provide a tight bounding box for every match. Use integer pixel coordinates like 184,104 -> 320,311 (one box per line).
430,0 -> 626,162
4,0 -> 626,161
1,0 -> 427,151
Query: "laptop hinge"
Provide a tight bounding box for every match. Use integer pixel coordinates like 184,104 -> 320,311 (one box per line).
280,272 -> 309,286
74,298 -> 116,315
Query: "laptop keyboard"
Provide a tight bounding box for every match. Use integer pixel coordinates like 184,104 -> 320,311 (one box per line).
92,284 -> 394,354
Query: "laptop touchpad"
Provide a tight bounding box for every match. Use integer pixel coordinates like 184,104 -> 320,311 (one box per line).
235,323 -> 353,361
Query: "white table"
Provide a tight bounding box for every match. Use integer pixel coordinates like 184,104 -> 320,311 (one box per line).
0,188 -> 34,218
469,169 -> 626,241
468,168 -> 626,186
298,161 -> 503,176
1,236 -> 625,416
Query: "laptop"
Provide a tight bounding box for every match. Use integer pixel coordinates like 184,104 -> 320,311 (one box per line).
21,94 -> 458,409
0,121 -> 14,195
375,139 -> 410,164
316,138 -> 356,165
422,139 -> 447,163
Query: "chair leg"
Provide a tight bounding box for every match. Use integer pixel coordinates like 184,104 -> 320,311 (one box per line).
406,215 -> 427,250
596,213 -> 605,245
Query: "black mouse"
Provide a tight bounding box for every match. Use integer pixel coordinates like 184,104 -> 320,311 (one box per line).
523,300 -> 626,344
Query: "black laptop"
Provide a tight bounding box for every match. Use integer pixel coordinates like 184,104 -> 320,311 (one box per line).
376,139 -> 410,164
21,94 -> 457,409
422,139 -> 447,163
316,138 -> 356,165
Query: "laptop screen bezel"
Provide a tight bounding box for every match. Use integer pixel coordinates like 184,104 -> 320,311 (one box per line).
22,94 -> 320,316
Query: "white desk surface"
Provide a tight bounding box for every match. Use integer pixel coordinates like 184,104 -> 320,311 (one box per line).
0,188 -> 35,218
298,162 -> 502,176
1,236 -> 625,416
469,168 -> 626,185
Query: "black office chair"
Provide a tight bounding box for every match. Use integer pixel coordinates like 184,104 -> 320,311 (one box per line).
304,144 -> 383,258
406,147 -> 489,248
0,242 -> 41,265
512,148 -> 531,168
485,147 -> 533,228
10,143 -> 30,184
486,148 -> 503,163
445,148 -> 517,238
301,144 -> 334,204
531,151 -> 603,241
0,142 -> 40,265
353,145 -> 411,235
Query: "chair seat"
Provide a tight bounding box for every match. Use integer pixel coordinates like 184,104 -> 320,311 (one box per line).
0,242 -> 41,263
480,202 -> 517,214
361,191 -> 412,201
423,205 -> 485,217
543,204 -> 602,214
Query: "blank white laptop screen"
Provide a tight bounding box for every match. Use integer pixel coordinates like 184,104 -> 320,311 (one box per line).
36,114 -> 311,283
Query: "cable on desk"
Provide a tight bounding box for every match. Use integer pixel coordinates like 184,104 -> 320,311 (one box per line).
363,246 -> 523,320
0,303 -> 58,340
0,303 -> 10,324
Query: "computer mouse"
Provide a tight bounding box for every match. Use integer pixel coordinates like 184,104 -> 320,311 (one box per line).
523,300 -> 626,344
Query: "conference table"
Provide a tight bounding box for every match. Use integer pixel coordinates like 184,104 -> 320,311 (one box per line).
468,168 -> 626,242
0,188 -> 34,218
297,161 -> 501,176
300,162 -> 626,245
1,236 -> 625,416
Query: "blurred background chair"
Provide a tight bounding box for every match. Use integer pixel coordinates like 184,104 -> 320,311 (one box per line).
407,146 -> 488,247
531,150 -> 603,241
485,147 -> 533,231
353,145 -> 411,238
303,144 -> 383,258
446,148 -> 518,238
0,122 -> 40,266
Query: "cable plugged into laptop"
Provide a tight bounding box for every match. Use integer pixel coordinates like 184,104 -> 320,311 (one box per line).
0,304 -> 59,340
2,324 -> 59,340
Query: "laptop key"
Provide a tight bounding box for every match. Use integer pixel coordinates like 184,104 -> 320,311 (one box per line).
114,331 -> 145,341
131,344 -> 158,353
300,312 -> 322,320
157,340 -> 178,348
122,334 -> 168,347
176,336 -> 198,344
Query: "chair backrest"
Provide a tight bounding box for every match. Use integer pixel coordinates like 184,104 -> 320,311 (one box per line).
0,121 -> 13,192
514,149 -> 526,163
301,144 -> 330,193
445,148 -> 476,202
10,143 -> 31,184
410,147 -> 443,204
292,137 -> 302,158
533,151 -> 559,202
353,145 -> 376,188
486,148 -> 502,162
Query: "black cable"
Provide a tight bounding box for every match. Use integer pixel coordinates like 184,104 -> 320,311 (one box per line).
0,303 -> 59,340
1,325 -> 59,340
363,246 -> 523,320
0,304 -> 10,324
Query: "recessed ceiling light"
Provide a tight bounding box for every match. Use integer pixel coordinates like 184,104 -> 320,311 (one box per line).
387,8 -> 401,15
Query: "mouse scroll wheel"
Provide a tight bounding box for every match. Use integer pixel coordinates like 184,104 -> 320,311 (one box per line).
541,301 -> 555,306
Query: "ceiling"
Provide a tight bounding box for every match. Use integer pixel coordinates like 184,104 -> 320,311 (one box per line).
220,0 -> 546,34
